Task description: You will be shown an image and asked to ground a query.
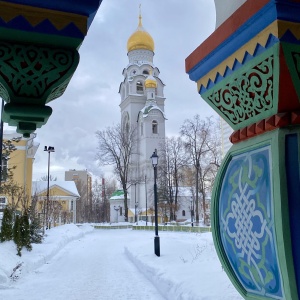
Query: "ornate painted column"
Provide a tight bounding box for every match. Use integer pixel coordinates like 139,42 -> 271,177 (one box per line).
0,0 -> 103,137
186,0 -> 300,299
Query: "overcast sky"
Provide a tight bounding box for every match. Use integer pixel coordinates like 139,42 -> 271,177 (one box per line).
5,0 -> 217,181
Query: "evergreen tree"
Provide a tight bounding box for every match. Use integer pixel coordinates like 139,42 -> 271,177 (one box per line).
0,207 -> 13,242
30,217 -> 43,244
13,215 -> 22,256
20,214 -> 32,251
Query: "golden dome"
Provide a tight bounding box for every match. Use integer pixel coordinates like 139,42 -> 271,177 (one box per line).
145,71 -> 157,89
127,14 -> 154,52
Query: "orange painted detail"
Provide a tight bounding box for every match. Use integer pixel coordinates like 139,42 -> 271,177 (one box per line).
185,0 -> 270,73
229,111 -> 300,143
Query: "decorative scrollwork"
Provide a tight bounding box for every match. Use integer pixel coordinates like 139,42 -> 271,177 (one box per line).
206,56 -> 274,126
0,42 -> 78,101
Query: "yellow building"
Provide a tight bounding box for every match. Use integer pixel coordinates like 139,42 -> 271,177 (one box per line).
0,131 -> 39,212
32,181 -> 79,227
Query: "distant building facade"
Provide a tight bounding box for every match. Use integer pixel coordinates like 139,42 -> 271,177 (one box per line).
65,169 -> 92,222
0,131 -> 39,214
32,181 -> 79,226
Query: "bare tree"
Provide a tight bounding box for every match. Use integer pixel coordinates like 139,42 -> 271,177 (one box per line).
74,179 -> 88,223
96,123 -> 137,222
40,174 -> 57,181
180,115 -> 221,225
159,136 -> 186,221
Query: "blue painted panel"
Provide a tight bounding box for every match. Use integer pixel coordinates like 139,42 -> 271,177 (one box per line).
285,134 -> 300,294
1,0 -> 103,28
0,16 -> 84,39
2,0 -> 102,16
219,146 -> 284,299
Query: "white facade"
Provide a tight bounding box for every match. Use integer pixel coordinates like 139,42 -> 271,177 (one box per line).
220,118 -> 233,158
118,15 -> 166,221
214,0 -> 247,28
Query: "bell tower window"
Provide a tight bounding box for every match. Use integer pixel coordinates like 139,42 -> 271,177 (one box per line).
152,120 -> 158,134
136,81 -> 144,94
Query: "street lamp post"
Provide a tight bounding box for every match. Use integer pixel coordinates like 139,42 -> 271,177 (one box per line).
145,175 -> 148,226
134,182 -> 137,223
190,197 -> 194,227
44,146 -> 55,230
151,149 -> 160,257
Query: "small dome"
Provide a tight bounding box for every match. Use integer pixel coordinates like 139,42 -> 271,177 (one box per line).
145,73 -> 157,89
127,14 -> 154,53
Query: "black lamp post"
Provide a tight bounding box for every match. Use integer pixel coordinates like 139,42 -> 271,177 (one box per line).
134,182 -> 137,223
190,197 -> 194,227
44,146 -> 55,230
151,149 -> 160,257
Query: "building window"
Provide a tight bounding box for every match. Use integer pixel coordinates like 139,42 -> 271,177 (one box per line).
1,158 -> 8,182
136,81 -> 144,93
119,207 -> 122,216
152,120 -> 158,134
0,197 -> 7,210
182,210 -> 186,217
143,69 -> 149,75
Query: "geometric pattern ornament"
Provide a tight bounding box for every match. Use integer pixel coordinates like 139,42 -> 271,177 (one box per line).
0,41 -> 79,103
204,53 -> 276,131
219,146 -> 283,299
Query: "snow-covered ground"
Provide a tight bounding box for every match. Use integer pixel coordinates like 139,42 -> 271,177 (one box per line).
0,224 -> 242,299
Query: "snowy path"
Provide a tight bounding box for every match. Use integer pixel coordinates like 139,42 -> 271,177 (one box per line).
0,230 -> 166,300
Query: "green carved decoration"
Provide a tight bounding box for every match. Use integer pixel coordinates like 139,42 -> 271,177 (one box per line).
0,42 -> 79,104
282,42 -> 300,101
0,41 -> 79,136
202,46 -> 279,130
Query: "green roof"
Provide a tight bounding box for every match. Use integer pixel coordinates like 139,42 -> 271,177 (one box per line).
110,190 -> 124,198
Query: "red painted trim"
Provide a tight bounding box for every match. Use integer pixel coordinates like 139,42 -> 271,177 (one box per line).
185,0 -> 270,73
229,112 -> 297,143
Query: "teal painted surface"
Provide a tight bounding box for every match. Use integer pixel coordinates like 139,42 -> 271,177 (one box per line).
202,46 -> 279,131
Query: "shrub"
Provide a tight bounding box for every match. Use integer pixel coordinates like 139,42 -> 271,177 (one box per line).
0,207 -> 14,242
20,214 -> 32,251
13,215 -> 22,256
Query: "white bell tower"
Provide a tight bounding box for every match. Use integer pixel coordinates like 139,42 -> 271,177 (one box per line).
118,11 -> 166,222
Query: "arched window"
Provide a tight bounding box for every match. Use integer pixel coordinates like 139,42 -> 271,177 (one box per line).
152,120 -> 158,134
182,210 -> 186,217
136,81 -> 143,93
143,69 -> 149,75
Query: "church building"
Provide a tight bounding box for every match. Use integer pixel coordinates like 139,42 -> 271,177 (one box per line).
115,11 -> 167,223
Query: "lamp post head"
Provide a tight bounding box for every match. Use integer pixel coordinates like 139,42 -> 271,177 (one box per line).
44,146 -> 55,152
150,149 -> 158,167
